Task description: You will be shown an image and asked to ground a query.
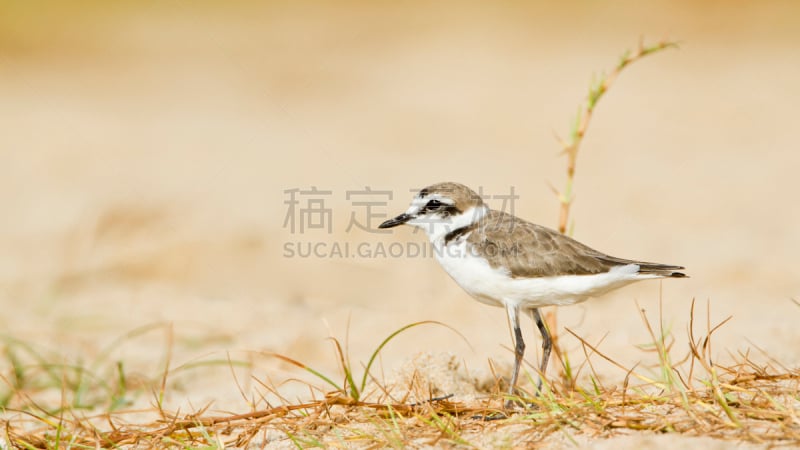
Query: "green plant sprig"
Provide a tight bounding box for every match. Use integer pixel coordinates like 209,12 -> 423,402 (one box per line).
553,38 -> 678,235
546,38 -> 679,385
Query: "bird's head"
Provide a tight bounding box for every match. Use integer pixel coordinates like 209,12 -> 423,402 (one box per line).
379,182 -> 487,240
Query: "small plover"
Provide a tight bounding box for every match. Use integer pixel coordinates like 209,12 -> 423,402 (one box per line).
379,182 -> 685,407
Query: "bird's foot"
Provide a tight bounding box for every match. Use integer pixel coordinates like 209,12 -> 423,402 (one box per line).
471,396 -> 541,421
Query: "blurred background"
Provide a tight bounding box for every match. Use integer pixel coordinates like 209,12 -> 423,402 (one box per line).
1,0 -> 799,409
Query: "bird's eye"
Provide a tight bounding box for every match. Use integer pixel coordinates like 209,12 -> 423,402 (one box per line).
424,199 -> 443,211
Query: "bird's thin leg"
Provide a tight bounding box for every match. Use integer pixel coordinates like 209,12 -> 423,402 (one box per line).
531,308 -> 552,395
504,303 -> 525,409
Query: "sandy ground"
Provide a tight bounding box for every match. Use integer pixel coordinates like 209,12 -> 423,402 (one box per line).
1,1 -> 799,447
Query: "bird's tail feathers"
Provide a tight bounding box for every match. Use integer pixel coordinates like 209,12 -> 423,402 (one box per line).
597,255 -> 687,278
636,262 -> 687,278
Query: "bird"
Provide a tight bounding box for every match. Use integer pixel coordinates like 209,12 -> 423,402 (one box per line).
379,182 -> 686,409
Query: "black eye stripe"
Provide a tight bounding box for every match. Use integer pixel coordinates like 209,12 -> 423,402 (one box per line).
425,199 -> 443,210
441,205 -> 460,216
420,198 -> 461,217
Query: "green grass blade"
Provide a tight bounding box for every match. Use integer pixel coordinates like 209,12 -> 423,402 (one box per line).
359,320 -> 471,395
263,352 -> 342,393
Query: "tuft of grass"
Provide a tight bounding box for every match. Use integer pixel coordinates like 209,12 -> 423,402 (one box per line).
264,320 -> 469,402
0,323 -> 170,414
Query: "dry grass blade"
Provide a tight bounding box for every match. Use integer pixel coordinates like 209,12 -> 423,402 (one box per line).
564,328 -> 657,386
261,351 -> 344,395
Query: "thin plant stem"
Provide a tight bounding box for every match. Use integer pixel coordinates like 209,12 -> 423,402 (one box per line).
547,38 -> 679,386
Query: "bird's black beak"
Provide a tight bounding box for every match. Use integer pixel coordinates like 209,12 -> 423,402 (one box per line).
379,213 -> 413,229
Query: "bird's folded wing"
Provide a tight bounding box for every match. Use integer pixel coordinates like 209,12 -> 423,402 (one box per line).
467,210 -> 684,279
